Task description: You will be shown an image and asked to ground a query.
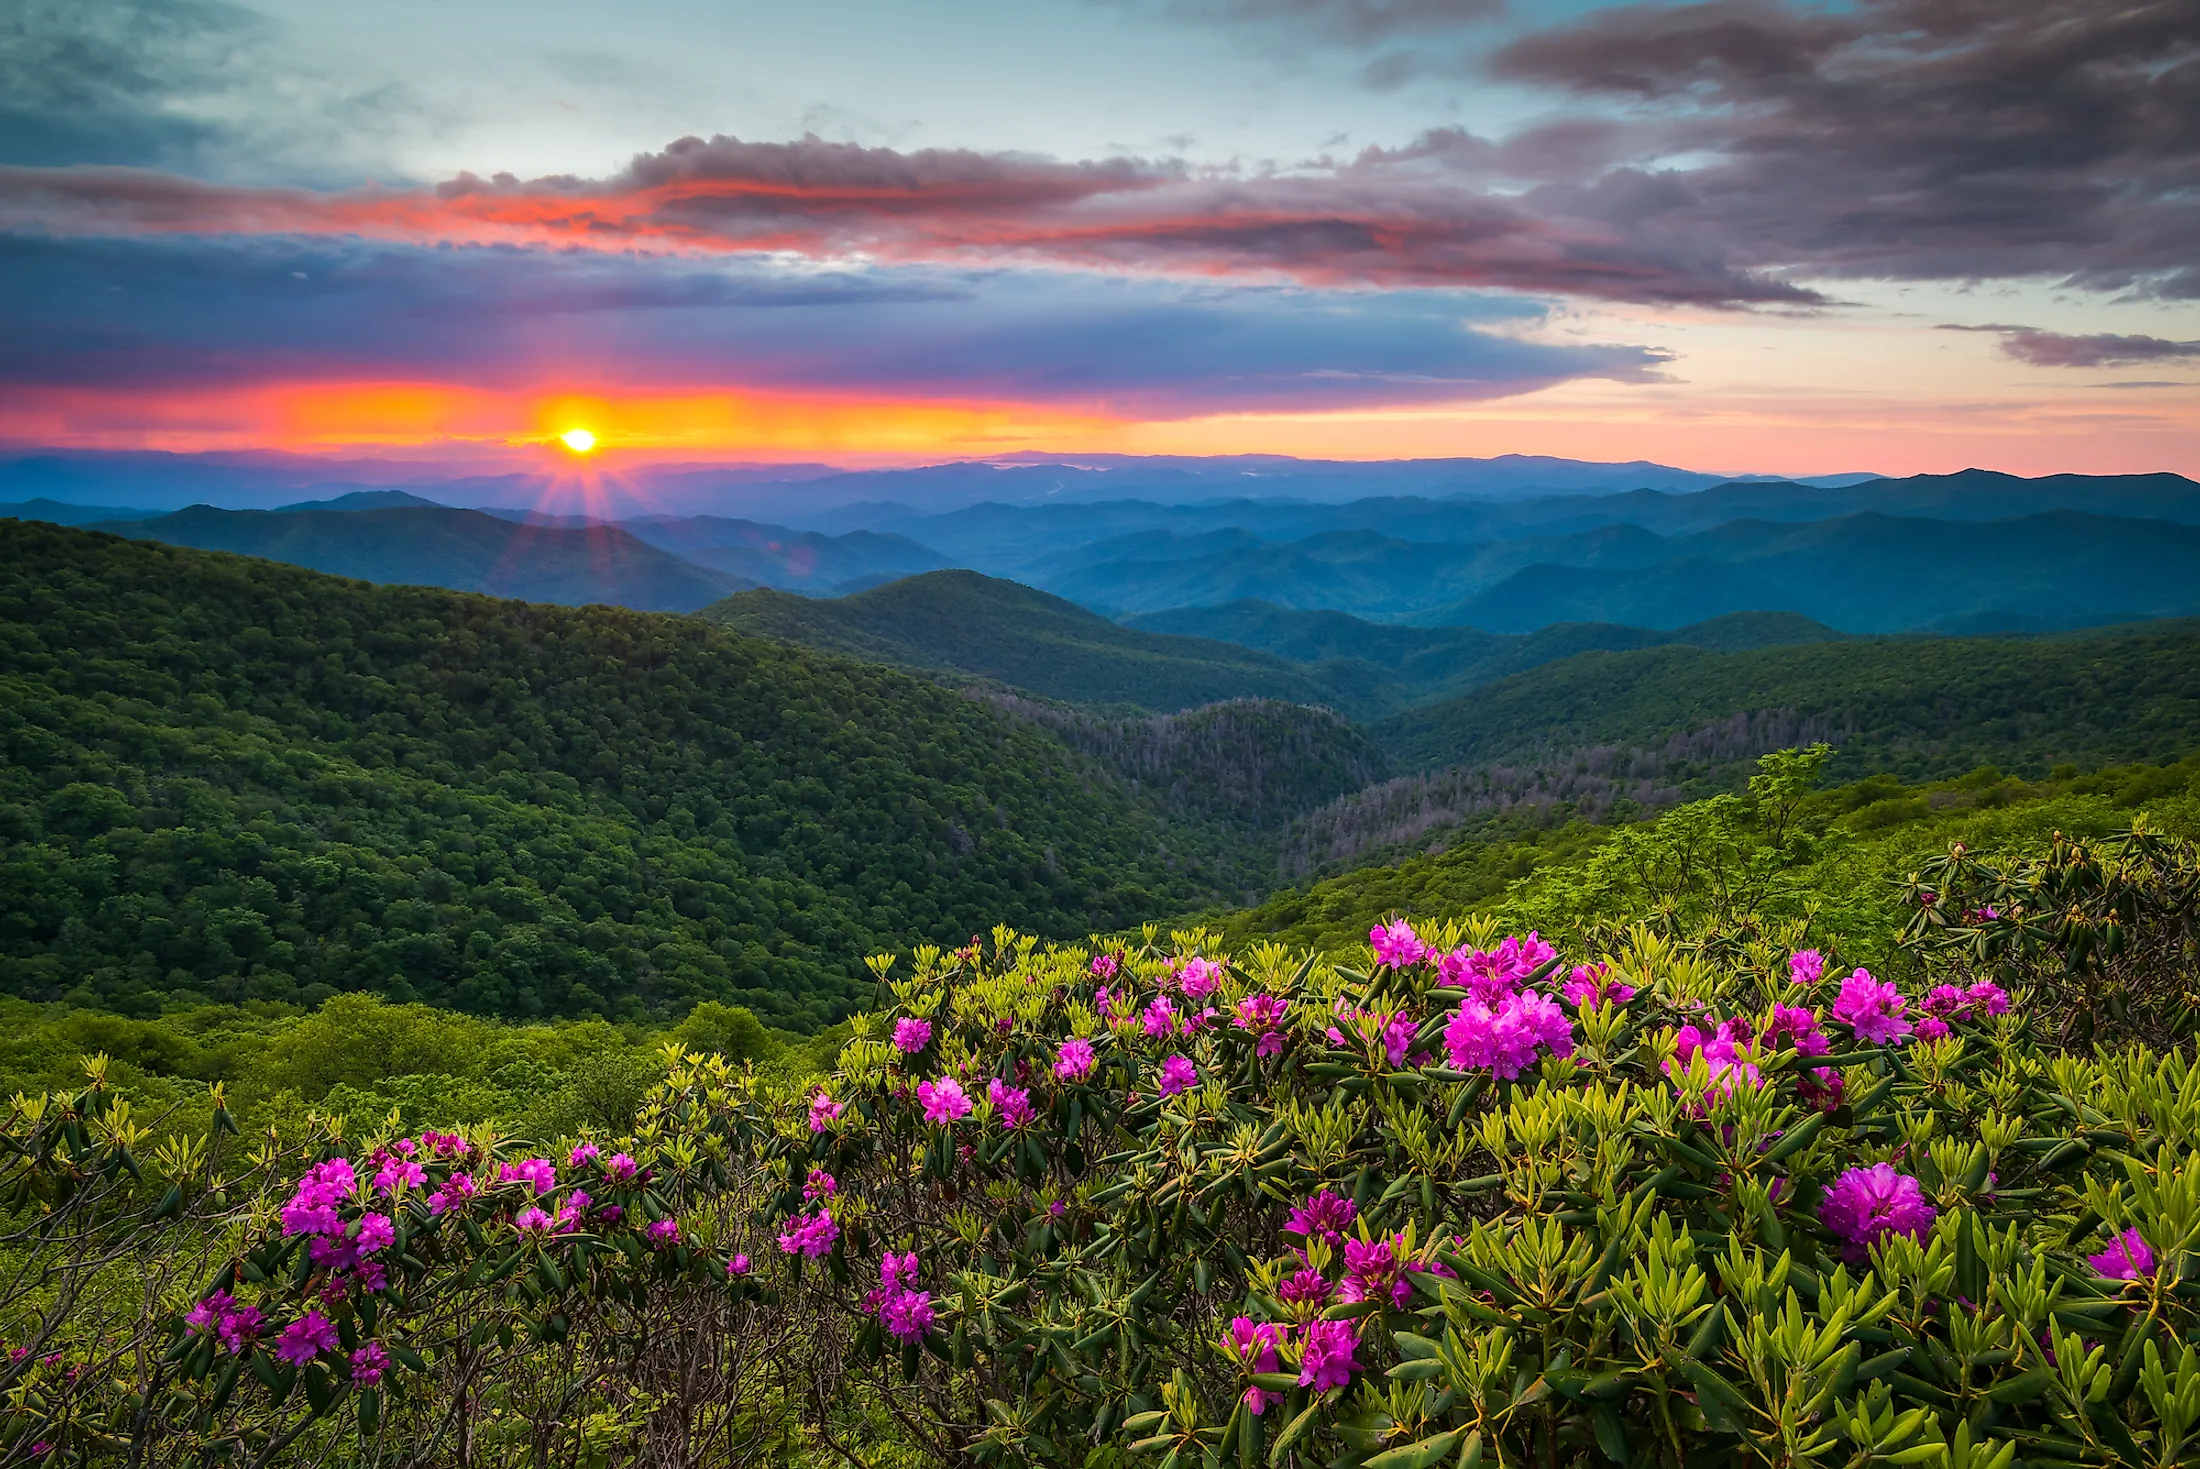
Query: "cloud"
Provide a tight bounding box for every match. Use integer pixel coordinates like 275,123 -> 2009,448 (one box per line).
1131,0 -> 2200,299
1486,0 -> 2200,297
0,233 -> 1670,415
1944,324 -> 2200,368
0,133 -> 1816,306
8,0 -> 2188,313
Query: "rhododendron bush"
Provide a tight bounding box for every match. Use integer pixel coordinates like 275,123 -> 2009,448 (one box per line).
8,898 -> 2200,1466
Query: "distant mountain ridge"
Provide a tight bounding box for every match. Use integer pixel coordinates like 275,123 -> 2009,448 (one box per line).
91,504 -> 751,613
704,570 -> 1849,718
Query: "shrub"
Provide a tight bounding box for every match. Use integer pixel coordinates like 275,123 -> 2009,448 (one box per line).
8,893 -> 2200,1466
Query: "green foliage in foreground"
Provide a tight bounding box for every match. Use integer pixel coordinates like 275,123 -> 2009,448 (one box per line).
1373,619 -> 2200,778
0,522 -> 1213,1028
5,819 -> 2199,1467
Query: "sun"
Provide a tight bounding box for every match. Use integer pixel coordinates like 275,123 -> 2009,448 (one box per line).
558,427 -> 598,454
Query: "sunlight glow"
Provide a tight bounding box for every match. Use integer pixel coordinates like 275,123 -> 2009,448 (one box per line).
559,427 -> 599,454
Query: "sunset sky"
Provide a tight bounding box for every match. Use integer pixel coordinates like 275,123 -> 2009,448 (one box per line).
3,0 -> 2196,477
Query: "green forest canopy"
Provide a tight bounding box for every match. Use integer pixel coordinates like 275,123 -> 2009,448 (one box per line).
0,523 -> 1228,1028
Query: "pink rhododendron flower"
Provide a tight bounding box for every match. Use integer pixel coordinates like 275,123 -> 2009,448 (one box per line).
1438,933 -> 1558,1001
808,1091 -> 843,1133
1298,1318 -> 1360,1391
281,1158 -> 358,1237
1442,989 -> 1574,1078
1789,949 -> 1826,986
777,1209 -> 840,1259
273,1311 -> 338,1367
349,1341 -> 388,1386
1176,956 -> 1222,999
726,1254 -> 752,1277
216,1304 -> 263,1355
1763,1006 -> 1829,1056
514,1207 -> 554,1235
1967,980 -> 2010,1016
1338,1233 -> 1411,1310
892,1017 -> 933,1054
569,1143 -> 601,1167
1229,1318 -> 1284,1413
1831,970 -> 1912,1045
918,1077 -> 972,1124
1561,963 -> 1635,1009
185,1291 -> 235,1339
428,1171 -> 477,1216
1370,918 -> 1429,968
1090,952 -> 1120,980
880,1289 -> 935,1342
1819,1165 -> 1936,1261
803,1168 -> 837,1201
2089,1229 -> 2155,1281
1277,1269 -> 1333,1309
373,1158 -> 425,1196
1054,1037 -> 1097,1082
648,1219 -> 680,1248
354,1212 -> 395,1255
606,1153 -> 638,1182
1158,1054 -> 1198,1096
1142,994 -> 1183,1037
499,1158 -> 557,1195
1285,1189 -> 1357,1243
881,1251 -> 921,1290
987,1078 -> 1034,1129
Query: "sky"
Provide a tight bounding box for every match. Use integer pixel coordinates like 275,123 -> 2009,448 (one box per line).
1,0 -> 2196,478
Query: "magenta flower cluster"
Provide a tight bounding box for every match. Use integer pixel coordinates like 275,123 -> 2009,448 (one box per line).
1442,987 -> 1574,1079
871,1252 -> 935,1342
1819,1164 -> 1937,1261
1830,969 -> 1912,1045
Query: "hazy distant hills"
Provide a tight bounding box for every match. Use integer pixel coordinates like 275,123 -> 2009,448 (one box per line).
618,515 -> 947,593
91,504 -> 752,613
1422,511 -> 2200,633
8,460 -> 2198,639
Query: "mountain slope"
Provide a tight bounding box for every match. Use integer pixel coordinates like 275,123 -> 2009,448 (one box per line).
93,504 -> 746,613
0,523 -> 1221,1025
1373,619 -> 2200,780
698,570 -> 1370,713
1125,601 -> 1841,705
1425,511 -> 2200,632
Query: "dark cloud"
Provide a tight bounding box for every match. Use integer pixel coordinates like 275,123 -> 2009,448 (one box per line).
1945,324 -> 2200,367
1489,0 -> 2200,296
0,0 -> 251,167
1130,0 -> 2200,298
0,233 -> 1669,414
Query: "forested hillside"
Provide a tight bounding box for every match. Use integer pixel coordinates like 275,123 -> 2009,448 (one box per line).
0,524 -> 1224,1026
700,570 -> 1370,713
1376,619 -> 2200,778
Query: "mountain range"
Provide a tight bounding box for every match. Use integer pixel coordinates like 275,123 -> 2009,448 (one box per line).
5,462 -> 2197,637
